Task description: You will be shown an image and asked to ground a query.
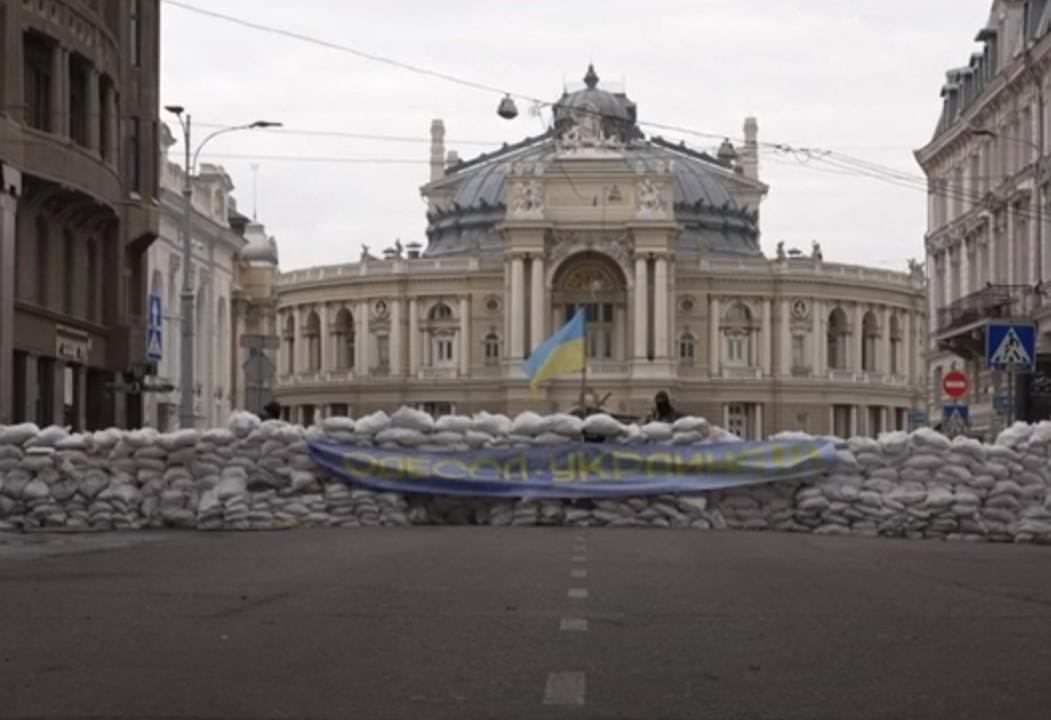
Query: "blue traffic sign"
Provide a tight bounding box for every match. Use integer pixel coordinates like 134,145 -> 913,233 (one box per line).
993,394 -> 1014,413
986,322 -> 1036,372
942,404 -> 970,426
908,410 -> 928,425
147,294 -> 163,362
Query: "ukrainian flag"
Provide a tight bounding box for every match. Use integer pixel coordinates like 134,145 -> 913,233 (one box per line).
523,308 -> 587,389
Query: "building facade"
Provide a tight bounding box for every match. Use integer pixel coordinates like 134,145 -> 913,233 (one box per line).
916,0 -> 1051,435
142,124 -> 247,431
0,0 -> 160,429
270,67 -> 926,437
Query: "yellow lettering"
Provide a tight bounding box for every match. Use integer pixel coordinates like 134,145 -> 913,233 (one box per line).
677,452 -> 715,477
433,458 -> 469,480
502,455 -> 530,482
612,451 -> 643,479
646,452 -> 673,478
377,455 -> 406,479
343,451 -> 378,475
579,451 -> 609,481
719,450 -> 739,475
470,458 -> 503,481
551,451 -> 576,484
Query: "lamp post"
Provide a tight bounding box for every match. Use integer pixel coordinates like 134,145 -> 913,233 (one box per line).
163,106 -> 281,428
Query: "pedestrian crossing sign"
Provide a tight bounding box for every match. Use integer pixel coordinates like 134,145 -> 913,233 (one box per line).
986,323 -> 1036,372
147,327 -> 163,362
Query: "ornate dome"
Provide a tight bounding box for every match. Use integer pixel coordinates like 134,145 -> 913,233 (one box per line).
423,65 -> 763,257
241,221 -> 279,265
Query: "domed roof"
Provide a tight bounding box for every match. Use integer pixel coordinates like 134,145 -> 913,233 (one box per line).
241,221 -> 279,265
423,65 -> 763,257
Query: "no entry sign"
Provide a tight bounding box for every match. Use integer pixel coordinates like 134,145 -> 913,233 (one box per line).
943,370 -> 968,399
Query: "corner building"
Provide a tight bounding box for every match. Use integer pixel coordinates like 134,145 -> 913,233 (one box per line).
0,0 -> 160,429
273,67 -> 926,438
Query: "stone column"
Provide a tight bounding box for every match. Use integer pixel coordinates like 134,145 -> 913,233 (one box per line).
23,354 -> 39,423
986,219 -> 997,284
653,255 -> 669,359
294,307 -> 307,375
959,238 -> 971,298
760,299 -> 772,376
390,299 -> 403,377
319,304 -> 330,372
853,304 -> 865,373
879,406 -> 888,436
53,361 -> 66,425
106,85 -> 119,167
86,69 -> 100,153
50,48 -> 66,136
0,188 -> 16,424
849,405 -> 859,438
530,257 -> 545,353
409,298 -> 420,376
754,403 -> 764,442
356,301 -> 368,374
812,301 -> 825,376
879,306 -> 891,375
1006,204 -> 1015,286
708,296 -> 720,375
780,299 -> 792,376
75,365 -> 87,431
634,256 -> 649,360
510,256 -> 525,360
459,296 -> 470,376
1030,199 -> 1041,285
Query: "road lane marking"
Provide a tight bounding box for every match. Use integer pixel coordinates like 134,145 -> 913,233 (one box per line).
560,618 -> 589,632
543,672 -> 586,705
572,555 -> 586,562
574,544 -> 587,553
568,587 -> 589,599
571,568 -> 588,579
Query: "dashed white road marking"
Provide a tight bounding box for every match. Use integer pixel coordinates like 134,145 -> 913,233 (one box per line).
568,587 -> 589,599
543,672 -> 586,705
572,555 -> 587,563
573,544 -> 587,553
560,617 -> 589,632
571,568 -> 588,579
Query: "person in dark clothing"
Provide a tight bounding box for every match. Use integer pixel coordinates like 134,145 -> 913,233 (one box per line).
261,400 -> 282,421
646,391 -> 680,423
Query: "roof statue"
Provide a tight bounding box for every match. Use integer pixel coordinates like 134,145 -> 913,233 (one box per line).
811,241 -> 823,261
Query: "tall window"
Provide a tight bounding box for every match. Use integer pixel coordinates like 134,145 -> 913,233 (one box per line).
827,308 -> 849,370
128,116 -> 141,193
434,336 -> 454,365
678,333 -> 695,366
376,334 -> 391,372
283,314 -> 296,374
889,315 -> 903,376
129,0 -> 141,67
333,308 -> 355,369
867,406 -> 883,438
832,405 -> 852,438
35,216 -> 48,307
99,76 -> 113,161
23,32 -> 52,132
566,303 -> 614,360
304,311 -> 321,371
791,335 -> 807,370
68,54 -> 89,147
63,230 -> 75,315
725,403 -> 759,440
861,311 -> 879,372
722,302 -> 753,368
484,333 -> 500,365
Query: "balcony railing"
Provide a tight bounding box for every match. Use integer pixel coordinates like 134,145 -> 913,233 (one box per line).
419,366 -> 458,380
590,361 -> 630,375
937,285 -> 1030,334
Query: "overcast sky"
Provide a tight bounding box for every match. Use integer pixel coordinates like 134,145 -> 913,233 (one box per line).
161,0 -> 992,272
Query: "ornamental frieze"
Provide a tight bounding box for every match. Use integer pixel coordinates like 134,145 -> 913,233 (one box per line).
544,229 -> 633,275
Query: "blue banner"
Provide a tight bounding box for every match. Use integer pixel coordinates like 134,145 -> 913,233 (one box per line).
308,440 -> 839,498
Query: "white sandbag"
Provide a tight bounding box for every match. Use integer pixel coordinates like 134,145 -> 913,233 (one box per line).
390,406 -> 435,433
25,425 -> 69,448
772,431 -> 816,442
996,422 -> 1033,448
435,415 -> 472,434
375,427 -> 428,447
472,412 -> 512,437
547,414 -> 583,437
582,413 -> 626,438
709,428 -> 743,443
641,422 -> 673,442
322,416 -> 356,433
672,416 -> 710,435
673,431 -> 706,445
1,423 -> 40,446
912,427 -> 952,452
21,479 -> 51,501
215,475 -> 247,501
510,412 -> 545,437
878,431 -> 910,455
55,434 -> 89,451
354,411 -> 391,436
1029,421 -> 1051,446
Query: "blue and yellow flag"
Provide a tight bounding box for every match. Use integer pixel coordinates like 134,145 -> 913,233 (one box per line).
523,308 -> 586,389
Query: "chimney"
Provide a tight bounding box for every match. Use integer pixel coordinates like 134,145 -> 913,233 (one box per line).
430,119 -> 446,182
742,116 -> 759,182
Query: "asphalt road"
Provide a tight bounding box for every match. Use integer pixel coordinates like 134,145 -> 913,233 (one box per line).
2,528 -> 1050,720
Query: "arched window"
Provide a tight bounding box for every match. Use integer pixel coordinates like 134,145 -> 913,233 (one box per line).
484,333 -> 501,365
551,254 -> 627,362
861,311 -> 879,372
283,313 -> 296,374
722,302 -> 754,367
678,332 -> 696,366
35,216 -> 49,308
304,310 -> 321,371
429,302 -> 453,321
827,307 -> 849,370
889,314 -> 903,376
333,308 -> 355,369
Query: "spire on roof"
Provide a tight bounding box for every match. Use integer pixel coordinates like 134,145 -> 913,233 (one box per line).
584,63 -> 599,89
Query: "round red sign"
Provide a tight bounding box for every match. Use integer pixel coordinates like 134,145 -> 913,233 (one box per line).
943,370 -> 968,398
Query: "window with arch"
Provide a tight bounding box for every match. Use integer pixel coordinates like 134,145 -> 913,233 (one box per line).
429,302 -> 453,321
678,332 -> 696,366
333,308 -> 356,369
35,216 -> 49,308
551,254 -> 626,362
889,314 -> 903,376
304,310 -> 321,371
861,311 -> 879,372
827,307 -> 849,370
722,302 -> 754,367
283,313 -> 296,374
484,333 -> 501,365
432,332 -> 456,367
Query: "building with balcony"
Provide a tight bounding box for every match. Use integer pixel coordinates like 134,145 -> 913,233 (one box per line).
267,66 -> 926,438
141,124 -> 250,431
0,0 -> 160,429
916,0 -> 1051,434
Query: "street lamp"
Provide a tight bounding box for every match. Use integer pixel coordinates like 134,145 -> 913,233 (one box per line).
164,106 -> 281,428
966,122 -> 1045,301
